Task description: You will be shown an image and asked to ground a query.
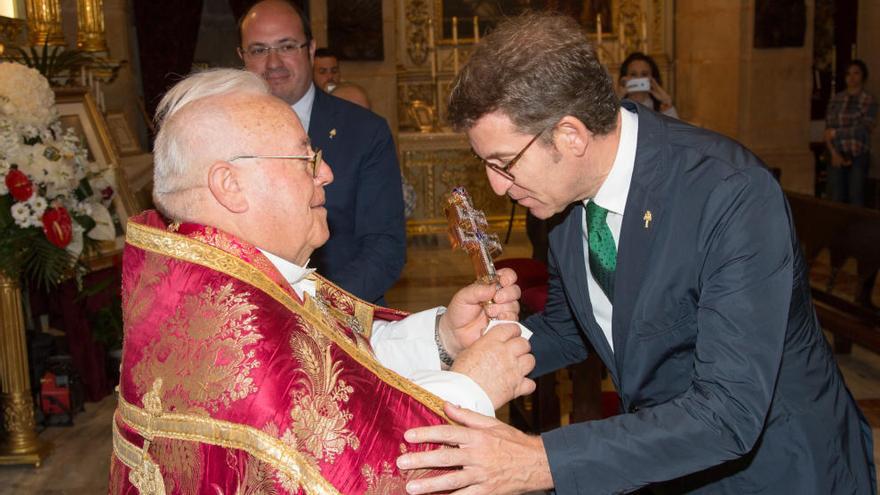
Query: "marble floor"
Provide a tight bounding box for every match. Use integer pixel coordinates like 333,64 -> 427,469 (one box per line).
1,230 -> 878,493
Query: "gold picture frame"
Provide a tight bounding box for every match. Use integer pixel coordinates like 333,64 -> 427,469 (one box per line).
104,111 -> 142,157
54,88 -> 139,230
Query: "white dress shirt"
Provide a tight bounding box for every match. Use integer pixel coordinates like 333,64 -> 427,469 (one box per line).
258,249 -> 495,416
292,83 -> 316,132
582,107 -> 639,351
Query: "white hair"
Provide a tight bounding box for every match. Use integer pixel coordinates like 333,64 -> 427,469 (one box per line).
152,69 -> 269,218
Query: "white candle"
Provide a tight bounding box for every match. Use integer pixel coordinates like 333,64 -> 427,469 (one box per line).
473,16 -> 479,44
596,14 -> 602,45
452,16 -> 459,74
428,18 -> 436,80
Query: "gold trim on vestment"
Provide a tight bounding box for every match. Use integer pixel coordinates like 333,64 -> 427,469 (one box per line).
112,414 -> 167,495
125,221 -> 450,420
116,394 -> 340,495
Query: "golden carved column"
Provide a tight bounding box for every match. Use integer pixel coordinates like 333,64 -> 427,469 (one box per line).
25,0 -> 65,46
0,274 -> 51,466
76,0 -> 107,52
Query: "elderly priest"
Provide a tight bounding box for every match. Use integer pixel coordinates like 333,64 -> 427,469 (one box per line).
108,68 -> 535,494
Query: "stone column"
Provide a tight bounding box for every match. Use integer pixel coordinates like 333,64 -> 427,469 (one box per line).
0,274 -> 51,466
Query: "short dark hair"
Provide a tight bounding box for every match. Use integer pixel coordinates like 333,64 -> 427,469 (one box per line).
448,12 -> 618,137
237,0 -> 312,47
848,59 -> 869,81
314,48 -> 338,59
619,52 -> 663,111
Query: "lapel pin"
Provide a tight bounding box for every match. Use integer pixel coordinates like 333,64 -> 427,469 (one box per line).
329,128 -> 337,139
643,210 -> 652,229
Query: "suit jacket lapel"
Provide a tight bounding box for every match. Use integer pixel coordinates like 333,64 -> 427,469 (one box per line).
553,203 -> 616,370
611,102 -> 669,368
308,86 -> 335,149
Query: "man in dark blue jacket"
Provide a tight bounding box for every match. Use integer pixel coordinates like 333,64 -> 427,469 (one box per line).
239,0 -> 405,304
396,13 -> 876,494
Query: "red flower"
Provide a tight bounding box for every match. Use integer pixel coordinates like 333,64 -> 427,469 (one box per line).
5,169 -> 33,202
42,207 -> 73,248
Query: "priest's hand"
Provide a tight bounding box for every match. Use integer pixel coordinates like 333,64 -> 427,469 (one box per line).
397,403 -> 553,494
438,267 -> 521,357
450,324 -> 535,409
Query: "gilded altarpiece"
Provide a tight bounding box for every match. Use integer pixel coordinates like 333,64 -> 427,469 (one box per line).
395,0 -> 673,234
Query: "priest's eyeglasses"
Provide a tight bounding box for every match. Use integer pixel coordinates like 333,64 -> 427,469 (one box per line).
477,127 -> 549,182
229,149 -> 323,178
239,41 -> 310,59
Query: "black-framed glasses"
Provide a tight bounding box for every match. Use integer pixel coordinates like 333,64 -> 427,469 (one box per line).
238,40 -> 310,60
477,127 -> 549,182
229,149 -> 323,178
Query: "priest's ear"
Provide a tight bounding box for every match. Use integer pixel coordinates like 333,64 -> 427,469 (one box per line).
207,160 -> 249,213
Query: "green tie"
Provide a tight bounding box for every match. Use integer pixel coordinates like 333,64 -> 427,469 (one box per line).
586,201 -> 616,303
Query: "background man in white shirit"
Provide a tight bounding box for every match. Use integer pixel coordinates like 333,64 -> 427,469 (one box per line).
150,67 -> 536,417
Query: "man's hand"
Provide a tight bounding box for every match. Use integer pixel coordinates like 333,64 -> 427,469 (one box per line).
439,267 -> 521,357
397,403 -> 553,494
450,324 -> 535,409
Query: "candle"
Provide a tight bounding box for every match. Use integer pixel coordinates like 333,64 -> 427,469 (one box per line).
428,18 -> 436,80
452,16 -> 459,74
473,16 -> 479,43
641,14 -> 648,52
596,14 -> 602,45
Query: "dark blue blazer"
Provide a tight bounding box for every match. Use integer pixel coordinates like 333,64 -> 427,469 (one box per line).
525,102 -> 876,494
307,87 -> 406,304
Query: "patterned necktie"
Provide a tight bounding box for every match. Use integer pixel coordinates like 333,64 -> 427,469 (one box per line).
586,201 -> 616,303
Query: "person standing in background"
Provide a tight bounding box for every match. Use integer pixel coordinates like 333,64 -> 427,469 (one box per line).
825,59 -> 878,206
238,0 -> 406,304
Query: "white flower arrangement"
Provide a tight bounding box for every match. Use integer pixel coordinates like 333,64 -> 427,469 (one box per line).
0,62 -> 58,130
0,62 -> 118,287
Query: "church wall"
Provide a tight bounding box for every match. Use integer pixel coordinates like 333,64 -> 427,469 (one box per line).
310,0 -> 400,134
676,0 -> 815,194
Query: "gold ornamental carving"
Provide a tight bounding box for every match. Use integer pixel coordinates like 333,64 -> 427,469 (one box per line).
405,0 -> 431,66
76,0 -> 108,52
0,273 -> 51,466
25,0 -> 66,46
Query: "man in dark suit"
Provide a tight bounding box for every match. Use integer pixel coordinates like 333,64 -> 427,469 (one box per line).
239,0 -> 405,304
396,13 -> 876,494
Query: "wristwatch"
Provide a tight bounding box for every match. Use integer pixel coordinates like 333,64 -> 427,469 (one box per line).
434,310 -> 455,367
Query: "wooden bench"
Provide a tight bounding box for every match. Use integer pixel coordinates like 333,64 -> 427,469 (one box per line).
786,192 -> 880,354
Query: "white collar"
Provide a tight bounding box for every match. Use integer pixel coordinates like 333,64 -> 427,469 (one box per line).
291,84 -> 316,132
586,107 -> 638,215
256,248 -> 315,287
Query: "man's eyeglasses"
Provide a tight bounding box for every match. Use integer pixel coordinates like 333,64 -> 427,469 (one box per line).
477,127 -> 549,182
229,149 -> 323,178
239,41 -> 310,60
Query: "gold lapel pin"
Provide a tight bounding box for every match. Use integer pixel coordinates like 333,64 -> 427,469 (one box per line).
329,128 -> 337,139
643,210 -> 652,229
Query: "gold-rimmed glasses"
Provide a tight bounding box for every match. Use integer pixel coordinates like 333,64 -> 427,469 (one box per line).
229,149 -> 323,178
477,127 -> 549,182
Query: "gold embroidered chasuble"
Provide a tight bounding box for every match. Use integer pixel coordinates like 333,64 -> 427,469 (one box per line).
110,211 -> 451,494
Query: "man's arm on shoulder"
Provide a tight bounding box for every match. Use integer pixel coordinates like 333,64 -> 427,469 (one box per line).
331,117 -> 406,303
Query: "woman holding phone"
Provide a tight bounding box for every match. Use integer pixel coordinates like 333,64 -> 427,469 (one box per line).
618,51 -> 679,118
